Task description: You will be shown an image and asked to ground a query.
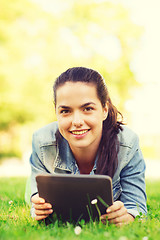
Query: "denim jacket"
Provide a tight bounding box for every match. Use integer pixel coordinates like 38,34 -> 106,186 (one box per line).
28,122 -> 147,218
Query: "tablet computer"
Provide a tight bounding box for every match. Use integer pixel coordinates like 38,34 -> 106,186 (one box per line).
36,174 -> 113,224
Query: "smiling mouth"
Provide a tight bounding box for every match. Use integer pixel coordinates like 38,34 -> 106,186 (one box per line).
70,129 -> 90,135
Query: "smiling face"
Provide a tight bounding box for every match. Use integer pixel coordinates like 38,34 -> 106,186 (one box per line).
55,82 -> 108,153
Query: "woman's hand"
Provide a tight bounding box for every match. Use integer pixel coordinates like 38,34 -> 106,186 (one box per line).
31,193 -> 53,221
100,201 -> 134,226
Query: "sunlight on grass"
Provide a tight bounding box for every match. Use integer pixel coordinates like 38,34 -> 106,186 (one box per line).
0,178 -> 160,239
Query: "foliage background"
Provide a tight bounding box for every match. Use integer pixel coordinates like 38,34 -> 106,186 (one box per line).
0,0 -> 159,162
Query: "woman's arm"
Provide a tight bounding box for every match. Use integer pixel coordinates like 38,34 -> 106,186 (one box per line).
101,133 -> 147,226
119,135 -> 147,218
26,132 -> 53,219
30,133 -> 51,197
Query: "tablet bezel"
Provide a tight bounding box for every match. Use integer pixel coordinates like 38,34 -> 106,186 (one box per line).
36,174 -> 113,224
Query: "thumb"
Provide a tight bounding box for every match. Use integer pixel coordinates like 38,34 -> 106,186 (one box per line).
31,194 -> 45,204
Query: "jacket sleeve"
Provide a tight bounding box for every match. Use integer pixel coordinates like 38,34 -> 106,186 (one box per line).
26,133 -> 51,218
119,134 -> 147,218
30,133 -> 52,196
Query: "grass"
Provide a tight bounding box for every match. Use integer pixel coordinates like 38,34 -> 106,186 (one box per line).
0,178 -> 160,240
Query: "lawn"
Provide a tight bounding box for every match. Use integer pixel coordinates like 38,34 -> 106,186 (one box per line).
0,178 -> 160,240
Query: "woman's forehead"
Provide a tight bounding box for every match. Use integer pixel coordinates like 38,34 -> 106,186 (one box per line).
56,82 -> 100,106
56,82 -> 97,95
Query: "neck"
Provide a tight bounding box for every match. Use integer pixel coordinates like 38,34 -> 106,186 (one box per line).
69,131 -> 102,174
70,145 -> 99,174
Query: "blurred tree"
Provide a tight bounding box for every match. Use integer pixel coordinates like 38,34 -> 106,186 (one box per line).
0,0 -> 142,158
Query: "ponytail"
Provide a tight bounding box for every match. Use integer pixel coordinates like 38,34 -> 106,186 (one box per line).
96,99 -> 123,178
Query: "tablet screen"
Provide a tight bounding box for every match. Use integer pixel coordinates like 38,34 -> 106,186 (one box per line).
36,174 -> 113,224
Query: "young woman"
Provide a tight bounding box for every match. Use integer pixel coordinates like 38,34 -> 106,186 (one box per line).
29,67 -> 147,226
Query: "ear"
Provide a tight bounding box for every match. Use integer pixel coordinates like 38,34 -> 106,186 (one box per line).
103,103 -> 108,121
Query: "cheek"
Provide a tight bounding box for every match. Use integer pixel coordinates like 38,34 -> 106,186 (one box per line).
87,114 -> 104,126
57,117 -> 71,130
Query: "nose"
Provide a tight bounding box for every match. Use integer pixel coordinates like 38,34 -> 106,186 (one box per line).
72,111 -> 84,127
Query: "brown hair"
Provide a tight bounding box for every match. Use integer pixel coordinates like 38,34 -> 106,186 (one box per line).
53,67 -> 123,178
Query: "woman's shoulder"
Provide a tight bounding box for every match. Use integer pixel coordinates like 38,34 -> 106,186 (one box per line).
32,121 -> 59,146
117,125 -> 139,149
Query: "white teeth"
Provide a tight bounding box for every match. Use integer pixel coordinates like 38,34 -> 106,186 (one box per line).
71,130 -> 88,135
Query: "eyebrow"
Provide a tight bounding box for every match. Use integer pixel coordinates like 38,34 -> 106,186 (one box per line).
58,102 -> 96,109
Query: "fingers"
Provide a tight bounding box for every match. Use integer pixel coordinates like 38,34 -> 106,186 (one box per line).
31,193 -> 45,204
101,201 -> 134,226
34,208 -> 53,221
106,201 -> 127,220
34,202 -> 52,210
35,208 -> 53,215
35,214 -> 50,221
108,213 -> 134,226
31,193 -> 53,221
106,201 -> 127,225
107,201 -> 124,214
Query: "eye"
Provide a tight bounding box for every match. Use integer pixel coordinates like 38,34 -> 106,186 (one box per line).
60,109 -> 70,114
84,107 -> 94,112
